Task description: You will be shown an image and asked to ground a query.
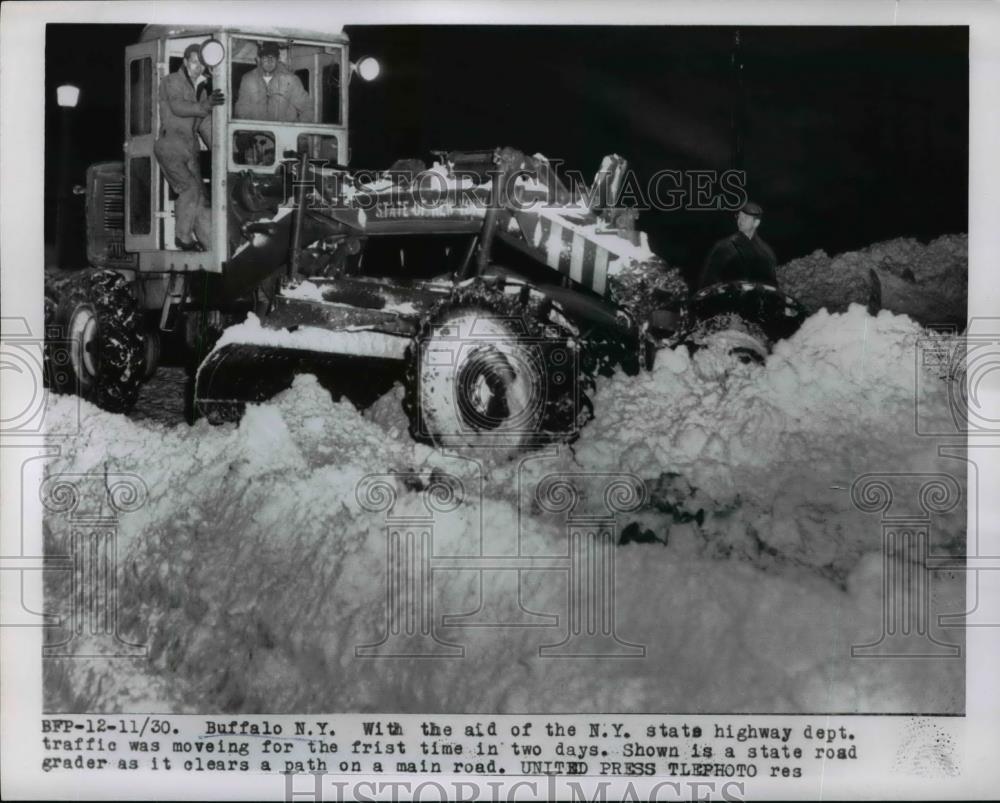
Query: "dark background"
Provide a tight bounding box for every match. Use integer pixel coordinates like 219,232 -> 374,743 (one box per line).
45,24 -> 968,274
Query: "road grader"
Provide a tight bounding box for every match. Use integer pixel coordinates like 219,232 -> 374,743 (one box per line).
45,24 -> 808,452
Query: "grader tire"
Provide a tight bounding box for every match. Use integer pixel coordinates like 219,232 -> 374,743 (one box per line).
404,284 -> 588,455
49,269 -> 145,413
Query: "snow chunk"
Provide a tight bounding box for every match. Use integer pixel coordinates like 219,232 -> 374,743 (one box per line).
237,404 -> 306,473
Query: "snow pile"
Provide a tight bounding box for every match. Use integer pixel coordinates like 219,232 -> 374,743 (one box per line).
543,304 -> 966,575
43,306 -> 964,714
777,234 -> 967,325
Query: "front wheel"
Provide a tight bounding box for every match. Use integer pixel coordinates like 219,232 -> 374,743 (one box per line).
49,269 -> 145,413
686,312 -> 771,381
404,286 -> 585,454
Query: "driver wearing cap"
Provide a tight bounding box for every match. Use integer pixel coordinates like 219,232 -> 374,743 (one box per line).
234,40 -> 313,123
698,201 -> 778,289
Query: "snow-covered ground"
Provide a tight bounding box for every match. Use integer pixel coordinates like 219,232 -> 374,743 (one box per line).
42,303 -> 966,714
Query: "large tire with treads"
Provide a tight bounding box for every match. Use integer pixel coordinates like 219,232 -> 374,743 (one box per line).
404,283 -> 588,454
47,269 -> 145,413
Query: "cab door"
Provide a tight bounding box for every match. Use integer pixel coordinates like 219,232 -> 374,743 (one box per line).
124,39 -> 160,251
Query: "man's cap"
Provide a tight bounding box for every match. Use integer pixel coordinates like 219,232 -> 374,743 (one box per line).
740,201 -> 764,217
183,43 -> 202,61
259,41 -> 281,58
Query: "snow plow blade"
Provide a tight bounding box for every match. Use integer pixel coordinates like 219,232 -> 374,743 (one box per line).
194,342 -> 404,423
193,282 -> 445,423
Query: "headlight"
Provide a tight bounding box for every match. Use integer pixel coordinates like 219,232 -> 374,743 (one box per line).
201,38 -> 226,68
354,56 -> 381,82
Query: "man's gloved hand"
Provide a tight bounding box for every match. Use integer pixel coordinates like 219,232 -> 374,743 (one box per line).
201,90 -> 225,110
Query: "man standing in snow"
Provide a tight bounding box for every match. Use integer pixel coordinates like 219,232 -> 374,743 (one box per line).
234,41 -> 313,122
154,43 -> 224,251
698,201 -> 778,289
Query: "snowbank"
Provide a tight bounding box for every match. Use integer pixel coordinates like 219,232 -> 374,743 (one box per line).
43,306 -> 965,714
551,304 -> 966,574
777,234 -> 967,325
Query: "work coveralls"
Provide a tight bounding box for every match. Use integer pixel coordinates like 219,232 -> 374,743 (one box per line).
154,68 -> 213,246
234,62 -> 313,122
699,231 -> 778,289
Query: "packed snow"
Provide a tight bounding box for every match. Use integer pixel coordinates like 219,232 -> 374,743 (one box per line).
43,305 -> 965,714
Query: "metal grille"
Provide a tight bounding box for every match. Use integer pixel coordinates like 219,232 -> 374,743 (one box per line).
103,179 -> 125,230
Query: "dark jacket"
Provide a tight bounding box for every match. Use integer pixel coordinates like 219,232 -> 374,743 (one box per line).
699,231 -> 778,289
234,62 -> 313,123
157,67 -> 211,147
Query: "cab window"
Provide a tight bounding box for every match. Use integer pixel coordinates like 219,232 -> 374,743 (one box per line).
233,130 -> 276,166
320,61 -> 342,125
128,57 -> 153,135
297,133 -> 338,163
230,37 -> 343,125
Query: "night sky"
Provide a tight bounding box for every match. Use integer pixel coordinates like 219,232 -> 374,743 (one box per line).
45,24 -> 968,276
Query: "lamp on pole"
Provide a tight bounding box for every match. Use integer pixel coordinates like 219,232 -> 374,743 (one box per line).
55,84 -> 80,269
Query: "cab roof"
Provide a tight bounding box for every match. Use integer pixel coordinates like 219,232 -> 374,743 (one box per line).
140,24 -> 349,46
